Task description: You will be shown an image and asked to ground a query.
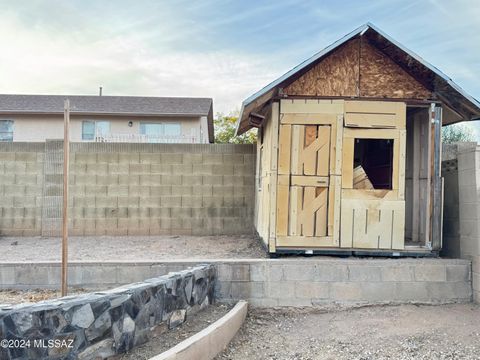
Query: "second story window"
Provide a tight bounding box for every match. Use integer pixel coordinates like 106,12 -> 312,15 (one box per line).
0,120 -> 14,142
82,121 -> 110,140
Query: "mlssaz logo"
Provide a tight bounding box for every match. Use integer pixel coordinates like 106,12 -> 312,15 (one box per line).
34,339 -> 74,349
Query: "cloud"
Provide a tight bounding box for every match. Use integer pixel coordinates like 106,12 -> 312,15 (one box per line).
0,10 -> 283,114
0,0 -> 478,122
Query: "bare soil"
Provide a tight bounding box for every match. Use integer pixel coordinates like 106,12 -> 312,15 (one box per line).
0,235 -> 266,262
0,289 -> 89,305
120,303 -> 232,360
219,304 -> 480,360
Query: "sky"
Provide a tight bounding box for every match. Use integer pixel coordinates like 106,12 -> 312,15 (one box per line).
0,0 -> 479,130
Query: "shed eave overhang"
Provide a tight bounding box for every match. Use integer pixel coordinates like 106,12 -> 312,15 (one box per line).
235,22 -> 480,135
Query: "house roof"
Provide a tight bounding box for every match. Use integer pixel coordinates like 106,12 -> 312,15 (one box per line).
236,23 -> 480,135
0,94 -> 213,117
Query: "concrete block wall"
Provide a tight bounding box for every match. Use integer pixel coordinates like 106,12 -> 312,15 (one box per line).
442,143 -> 480,302
0,259 -> 472,306
0,143 -> 45,236
216,259 -> 472,306
68,143 -> 255,236
0,142 -> 256,237
442,146 -> 460,258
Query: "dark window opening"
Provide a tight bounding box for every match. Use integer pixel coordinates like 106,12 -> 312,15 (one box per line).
353,138 -> 394,190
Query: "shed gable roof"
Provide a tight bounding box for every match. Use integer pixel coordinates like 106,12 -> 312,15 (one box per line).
236,23 -> 480,135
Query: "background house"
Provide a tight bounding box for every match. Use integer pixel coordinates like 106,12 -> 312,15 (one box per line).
0,94 -> 214,143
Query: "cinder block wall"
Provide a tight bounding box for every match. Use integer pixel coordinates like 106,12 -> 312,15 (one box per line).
0,259 -> 471,306
0,143 -> 45,236
0,142 -> 256,237
442,143 -> 480,302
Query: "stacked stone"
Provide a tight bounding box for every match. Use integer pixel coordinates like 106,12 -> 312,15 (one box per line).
0,264 -> 216,360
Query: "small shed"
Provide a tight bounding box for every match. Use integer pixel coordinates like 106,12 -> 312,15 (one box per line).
236,23 -> 480,256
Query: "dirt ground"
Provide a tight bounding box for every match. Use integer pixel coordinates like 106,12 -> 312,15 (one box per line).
0,235 -> 266,262
120,303 -> 232,360
0,289 -> 89,305
218,304 -> 480,360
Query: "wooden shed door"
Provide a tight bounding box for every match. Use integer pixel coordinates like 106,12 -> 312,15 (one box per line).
340,101 -> 406,250
275,109 -> 342,248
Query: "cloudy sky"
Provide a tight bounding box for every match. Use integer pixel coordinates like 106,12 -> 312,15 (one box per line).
0,0 -> 479,121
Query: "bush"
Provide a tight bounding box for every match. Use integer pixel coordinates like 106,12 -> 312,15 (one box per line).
214,112 -> 257,144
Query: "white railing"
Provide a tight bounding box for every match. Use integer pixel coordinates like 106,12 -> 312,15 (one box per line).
93,133 -> 199,143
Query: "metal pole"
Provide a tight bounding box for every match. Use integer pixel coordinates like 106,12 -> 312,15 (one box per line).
62,99 -> 70,296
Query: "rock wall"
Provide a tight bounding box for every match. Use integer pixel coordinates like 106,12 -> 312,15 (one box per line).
0,264 -> 216,360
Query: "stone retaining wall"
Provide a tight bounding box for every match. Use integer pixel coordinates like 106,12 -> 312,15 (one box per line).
0,141 -> 255,237
0,259 -> 471,307
0,264 -> 216,360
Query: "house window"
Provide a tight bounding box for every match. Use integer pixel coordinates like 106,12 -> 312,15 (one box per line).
140,123 -> 181,142
164,123 -> 181,136
82,121 -> 111,140
0,120 -> 14,142
353,138 -> 394,190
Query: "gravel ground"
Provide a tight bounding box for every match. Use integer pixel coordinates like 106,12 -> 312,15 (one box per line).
0,289 -> 89,305
218,304 -> 480,360
0,235 -> 266,262
120,303 -> 232,360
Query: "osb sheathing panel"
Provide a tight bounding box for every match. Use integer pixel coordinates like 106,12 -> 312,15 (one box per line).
284,38 -> 431,100
359,39 -> 431,99
284,39 -> 359,97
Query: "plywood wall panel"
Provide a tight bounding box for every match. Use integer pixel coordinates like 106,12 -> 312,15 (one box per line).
359,39 -> 431,99
284,39 -> 360,97
283,38 -> 431,100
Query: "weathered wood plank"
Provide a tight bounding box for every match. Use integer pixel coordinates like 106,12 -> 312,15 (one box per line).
392,136 -> 400,190
276,236 -> 334,247
290,125 -> 301,176
278,124 -> 292,175
281,113 -> 337,124
269,102 -> 280,253
289,186 -> 302,236
276,184 -> 289,236
315,187 -> 328,237
341,199 -> 405,250
329,176 -> 342,246
317,126 -> 330,176
343,128 -> 399,139
398,130 -> 406,199
280,99 -> 344,114
344,113 -> 397,128
291,175 -> 329,187
333,115 -> 343,175
344,100 -> 400,114
342,137 -> 354,189
342,189 -> 399,201
301,187 -> 316,236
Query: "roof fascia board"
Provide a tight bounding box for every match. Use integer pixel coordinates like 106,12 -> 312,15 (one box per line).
242,23 -> 369,109
366,22 -> 480,113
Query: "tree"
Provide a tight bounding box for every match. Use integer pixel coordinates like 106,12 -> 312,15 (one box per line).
214,112 -> 257,144
442,123 -> 477,144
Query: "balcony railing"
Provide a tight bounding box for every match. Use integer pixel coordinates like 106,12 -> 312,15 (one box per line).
93,133 -> 200,143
